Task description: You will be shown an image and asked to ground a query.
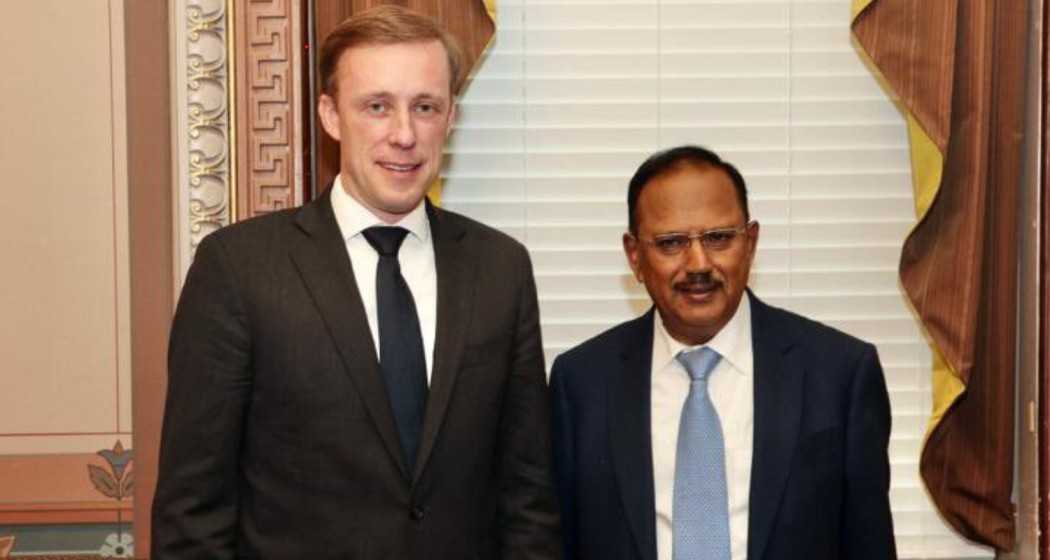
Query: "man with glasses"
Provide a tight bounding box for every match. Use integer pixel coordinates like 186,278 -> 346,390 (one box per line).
550,145 -> 896,559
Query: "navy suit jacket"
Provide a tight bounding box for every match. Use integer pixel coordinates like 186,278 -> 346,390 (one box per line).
550,293 -> 896,560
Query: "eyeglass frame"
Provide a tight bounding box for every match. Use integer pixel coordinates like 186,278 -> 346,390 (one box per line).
628,220 -> 757,256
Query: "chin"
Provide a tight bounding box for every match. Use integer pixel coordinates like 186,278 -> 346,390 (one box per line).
678,306 -> 726,329
376,200 -> 421,217
376,184 -> 426,204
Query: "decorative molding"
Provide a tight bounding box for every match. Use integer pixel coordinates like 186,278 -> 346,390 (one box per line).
235,0 -> 304,217
0,503 -> 133,526
173,0 -> 304,276
174,0 -> 233,277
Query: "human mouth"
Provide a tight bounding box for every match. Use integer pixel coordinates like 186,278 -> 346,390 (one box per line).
674,278 -> 720,299
377,160 -> 422,173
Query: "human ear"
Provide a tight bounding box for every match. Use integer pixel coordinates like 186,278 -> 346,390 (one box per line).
623,233 -> 644,283
318,94 -> 342,142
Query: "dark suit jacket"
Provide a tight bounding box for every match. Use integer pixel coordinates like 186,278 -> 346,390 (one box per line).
152,190 -> 561,559
550,293 -> 896,560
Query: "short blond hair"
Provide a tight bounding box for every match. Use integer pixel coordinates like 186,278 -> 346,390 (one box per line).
319,5 -> 465,96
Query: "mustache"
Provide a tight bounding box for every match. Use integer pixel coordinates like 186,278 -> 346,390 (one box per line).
674,272 -> 721,291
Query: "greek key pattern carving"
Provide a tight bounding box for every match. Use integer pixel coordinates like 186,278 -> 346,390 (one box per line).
239,0 -> 300,216
183,0 -> 231,249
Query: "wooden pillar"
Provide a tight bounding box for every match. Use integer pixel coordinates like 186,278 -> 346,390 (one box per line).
125,0 -> 174,555
1040,0 -> 1050,554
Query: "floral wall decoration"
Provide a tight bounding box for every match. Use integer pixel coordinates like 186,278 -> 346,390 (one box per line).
89,441 -> 134,558
87,441 -> 133,501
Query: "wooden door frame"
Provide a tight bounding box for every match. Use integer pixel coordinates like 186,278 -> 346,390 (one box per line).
1040,0 -> 1049,553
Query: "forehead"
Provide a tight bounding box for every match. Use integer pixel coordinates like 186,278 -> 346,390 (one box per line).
635,164 -> 744,232
334,40 -> 451,96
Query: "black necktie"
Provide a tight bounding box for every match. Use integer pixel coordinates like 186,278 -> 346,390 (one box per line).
362,226 -> 427,471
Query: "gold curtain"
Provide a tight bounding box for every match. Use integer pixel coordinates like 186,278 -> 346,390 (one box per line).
852,0 -> 1027,550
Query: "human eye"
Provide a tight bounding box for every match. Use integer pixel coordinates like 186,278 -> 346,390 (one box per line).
653,234 -> 689,254
365,100 -> 388,115
414,100 -> 442,116
701,229 -> 737,250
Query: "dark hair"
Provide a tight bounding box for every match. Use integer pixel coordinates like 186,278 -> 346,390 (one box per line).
627,145 -> 749,233
319,5 -> 465,96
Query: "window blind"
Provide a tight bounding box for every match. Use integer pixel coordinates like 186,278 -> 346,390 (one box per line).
441,0 -> 993,556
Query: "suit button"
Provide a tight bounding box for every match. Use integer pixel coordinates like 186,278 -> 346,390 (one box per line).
409,506 -> 425,521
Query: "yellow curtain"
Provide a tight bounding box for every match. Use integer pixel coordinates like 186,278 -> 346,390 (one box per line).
425,0 -> 497,205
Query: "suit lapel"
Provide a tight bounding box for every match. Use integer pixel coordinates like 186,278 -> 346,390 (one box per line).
412,203 -> 476,484
289,190 -> 409,479
608,311 -> 658,560
747,294 -> 804,560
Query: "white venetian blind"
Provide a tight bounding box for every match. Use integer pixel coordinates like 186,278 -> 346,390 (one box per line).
440,0 -> 993,557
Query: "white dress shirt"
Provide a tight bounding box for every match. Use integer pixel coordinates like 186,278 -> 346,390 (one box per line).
651,293 -> 754,560
329,175 -> 437,382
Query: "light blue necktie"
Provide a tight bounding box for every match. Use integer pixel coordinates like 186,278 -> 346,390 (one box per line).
673,347 -> 730,560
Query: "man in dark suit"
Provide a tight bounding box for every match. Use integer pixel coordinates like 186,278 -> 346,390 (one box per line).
152,7 -> 560,559
551,146 -> 896,559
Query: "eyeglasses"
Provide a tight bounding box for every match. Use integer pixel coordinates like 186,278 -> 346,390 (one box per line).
632,221 -> 755,256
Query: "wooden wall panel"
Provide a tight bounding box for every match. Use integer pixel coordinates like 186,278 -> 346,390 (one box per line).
233,0 -> 306,218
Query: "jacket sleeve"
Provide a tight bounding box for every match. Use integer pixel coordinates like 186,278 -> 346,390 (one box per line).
497,248 -> 563,560
151,234 -> 251,559
840,343 -> 898,559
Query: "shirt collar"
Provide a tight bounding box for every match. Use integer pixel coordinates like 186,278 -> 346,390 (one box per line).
330,174 -> 430,243
652,291 -> 753,377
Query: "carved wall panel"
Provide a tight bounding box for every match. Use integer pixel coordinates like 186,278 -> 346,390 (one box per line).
233,0 -> 305,218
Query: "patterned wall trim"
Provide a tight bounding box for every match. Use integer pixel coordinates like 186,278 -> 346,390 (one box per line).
233,0 -> 305,218
0,443 -> 133,525
0,524 -> 132,557
173,0 -> 233,277
0,506 -> 131,525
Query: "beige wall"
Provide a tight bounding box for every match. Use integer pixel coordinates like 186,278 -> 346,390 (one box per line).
0,0 -> 130,455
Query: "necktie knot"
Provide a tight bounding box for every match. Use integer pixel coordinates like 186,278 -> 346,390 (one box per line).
676,346 -> 721,383
363,226 -> 409,257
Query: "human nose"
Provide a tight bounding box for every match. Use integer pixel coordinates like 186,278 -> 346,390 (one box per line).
682,238 -> 713,272
388,108 -> 417,148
